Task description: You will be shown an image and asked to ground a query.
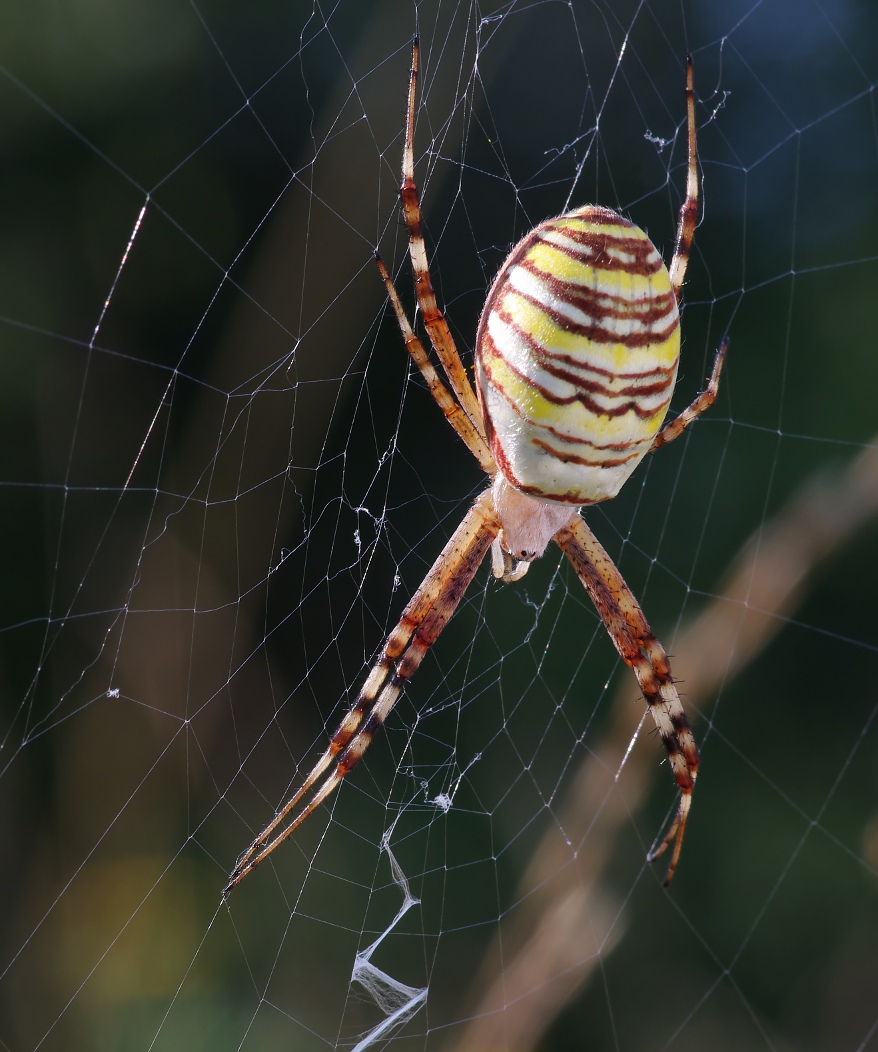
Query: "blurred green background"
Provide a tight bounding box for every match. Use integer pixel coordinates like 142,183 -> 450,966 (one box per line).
1,0 -> 877,1049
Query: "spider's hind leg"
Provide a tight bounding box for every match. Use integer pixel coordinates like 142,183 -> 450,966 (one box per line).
225,489 -> 501,893
554,514 -> 699,887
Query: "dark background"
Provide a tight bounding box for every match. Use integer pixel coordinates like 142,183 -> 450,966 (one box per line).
1,0 -> 877,1049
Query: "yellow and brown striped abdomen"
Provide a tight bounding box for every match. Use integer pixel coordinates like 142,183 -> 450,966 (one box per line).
475,205 -> 680,505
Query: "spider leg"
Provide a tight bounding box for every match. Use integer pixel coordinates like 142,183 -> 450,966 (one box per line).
649,336 -> 728,452
553,514 -> 699,886
375,252 -> 495,473
225,489 -> 501,894
652,59 -> 728,455
668,56 -> 698,300
399,37 -> 486,440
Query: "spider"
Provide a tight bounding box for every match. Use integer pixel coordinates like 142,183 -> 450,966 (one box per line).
225,39 -> 726,895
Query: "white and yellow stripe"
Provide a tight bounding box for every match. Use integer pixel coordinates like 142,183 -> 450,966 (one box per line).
475,206 -> 680,505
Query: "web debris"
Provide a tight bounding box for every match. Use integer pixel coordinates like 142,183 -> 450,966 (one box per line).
348,830 -> 428,1051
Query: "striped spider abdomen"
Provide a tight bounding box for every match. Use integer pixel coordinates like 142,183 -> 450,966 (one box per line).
476,205 -> 681,507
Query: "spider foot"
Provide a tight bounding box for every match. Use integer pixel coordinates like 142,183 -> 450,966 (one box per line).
646,791 -> 692,887
223,766 -> 346,895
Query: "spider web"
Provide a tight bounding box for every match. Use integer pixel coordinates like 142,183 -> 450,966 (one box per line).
2,0 -> 878,1049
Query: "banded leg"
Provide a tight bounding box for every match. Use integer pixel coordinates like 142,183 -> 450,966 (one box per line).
399,37 -> 486,441
668,56 -> 698,299
553,514 -> 699,886
649,336 -> 728,452
225,489 -> 501,893
654,58 -> 729,456
375,252 -> 495,474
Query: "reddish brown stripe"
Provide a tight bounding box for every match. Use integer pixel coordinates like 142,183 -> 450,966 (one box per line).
531,437 -> 642,468
486,432 -> 585,503
561,206 -> 635,228
538,226 -> 665,276
358,712 -> 384,740
353,689 -> 376,714
540,421 -> 645,451
509,288 -> 679,349
386,622 -> 414,660
519,258 -> 677,326
396,644 -> 426,681
489,439 -> 593,504
483,312 -> 677,385
338,720 -> 377,773
515,479 -> 603,505
485,346 -> 650,455
487,431 -> 523,491
494,311 -> 676,398
670,709 -> 693,736
537,358 -> 674,399
537,346 -> 676,384
661,733 -> 683,758
481,333 -> 673,419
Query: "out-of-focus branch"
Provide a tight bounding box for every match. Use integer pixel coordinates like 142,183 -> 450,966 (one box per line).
444,440 -> 878,1052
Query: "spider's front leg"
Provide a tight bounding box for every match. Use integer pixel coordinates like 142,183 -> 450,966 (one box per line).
225,490 -> 501,894
649,337 -> 728,453
554,515 -> 699,886
399,35 -> 485,438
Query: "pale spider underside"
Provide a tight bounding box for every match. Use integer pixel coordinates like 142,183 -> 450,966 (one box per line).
225,39 -> 726,895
